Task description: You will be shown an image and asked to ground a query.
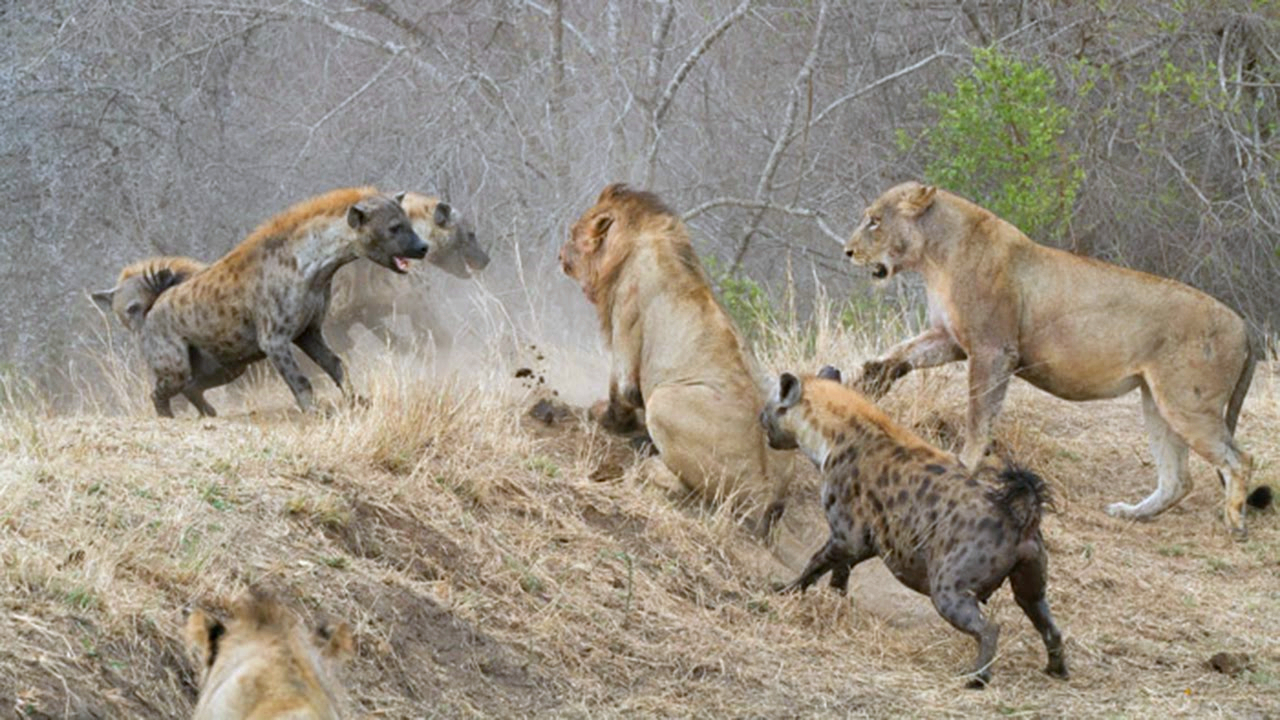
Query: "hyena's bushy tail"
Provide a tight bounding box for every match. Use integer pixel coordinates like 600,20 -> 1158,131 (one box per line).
990,466 -> 1053,540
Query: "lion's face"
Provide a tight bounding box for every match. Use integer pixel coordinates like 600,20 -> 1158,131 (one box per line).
844,182 -> 937,280
560,203 -> 615,302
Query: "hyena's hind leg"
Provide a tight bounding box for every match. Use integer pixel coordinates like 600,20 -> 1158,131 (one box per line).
145,336 -> 192,419
1008,545 -> 1068,680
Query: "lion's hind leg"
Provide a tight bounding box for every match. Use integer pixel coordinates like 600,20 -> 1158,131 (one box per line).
1106,383 -> 1191,521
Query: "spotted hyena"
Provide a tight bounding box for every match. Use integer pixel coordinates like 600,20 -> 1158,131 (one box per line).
326,192 -> 488,352
141,187 -> 425,417
761,367 -> 1068,688
92,256 -> 208,333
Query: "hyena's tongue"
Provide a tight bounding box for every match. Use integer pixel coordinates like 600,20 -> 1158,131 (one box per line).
394,257 -> 411,272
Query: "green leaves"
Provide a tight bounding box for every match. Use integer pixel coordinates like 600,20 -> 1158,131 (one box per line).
907,46 -> 1082,243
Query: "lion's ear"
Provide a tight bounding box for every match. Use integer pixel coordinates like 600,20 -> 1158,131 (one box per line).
584,214 -> 613,252
900,184 -> 937,218
817,365 -> 842,383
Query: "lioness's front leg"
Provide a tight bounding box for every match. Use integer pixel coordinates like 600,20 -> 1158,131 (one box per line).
961,345 -> 1018,468
860,327 -> 964,399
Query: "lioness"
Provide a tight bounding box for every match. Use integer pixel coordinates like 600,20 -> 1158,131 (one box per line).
560,183 -> 793,535
844,182 -> 1270,535
763,367 -> 1067,688
186,590 -> 353,719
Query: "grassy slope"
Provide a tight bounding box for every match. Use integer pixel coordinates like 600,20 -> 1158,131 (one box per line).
1,335 -> 1278,719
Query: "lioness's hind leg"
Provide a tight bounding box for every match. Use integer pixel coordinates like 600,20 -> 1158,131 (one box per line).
1148,383 -> 1253,536
1106,385 -> 1191,521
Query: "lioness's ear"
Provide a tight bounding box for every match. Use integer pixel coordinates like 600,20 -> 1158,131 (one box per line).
347,201 -> 372,229
778,373 -> 802,409
316,621 -> 354,661
817,365 -> 842,383
90,288 -> 116,312
900,184 -> 937,218
433,202 -> 452,228
185,609 -> 225,670
393,191 -> 407,205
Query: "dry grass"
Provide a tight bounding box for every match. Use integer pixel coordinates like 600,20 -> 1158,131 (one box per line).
1,293 -> 1279,719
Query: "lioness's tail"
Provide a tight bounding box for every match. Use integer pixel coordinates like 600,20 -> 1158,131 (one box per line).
1222,331 -> 1272,511
990,466 -> 1053,539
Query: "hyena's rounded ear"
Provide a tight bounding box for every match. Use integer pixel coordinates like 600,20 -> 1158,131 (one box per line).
433,202 -> 452,228
347,201 -> 373,229
817,365 -> 842,383
778,372 -> 802,409
901,183 -> 937,218
90,288 -> 116,312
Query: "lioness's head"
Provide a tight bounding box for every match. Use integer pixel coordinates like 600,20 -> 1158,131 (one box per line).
91,256 -> 206,332
561,183 -> 678,303
401,192 -> 490,279
350,193 -> 428,274
843,182 -> 938,280
760,366 -> 845,466
186,589 -> 353,718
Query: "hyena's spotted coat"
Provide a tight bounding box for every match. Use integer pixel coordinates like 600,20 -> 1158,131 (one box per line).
761,368 -> 1068,688
141,187 -> 425,417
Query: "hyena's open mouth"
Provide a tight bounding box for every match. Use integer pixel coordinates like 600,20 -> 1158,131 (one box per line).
393,256 -> 413,273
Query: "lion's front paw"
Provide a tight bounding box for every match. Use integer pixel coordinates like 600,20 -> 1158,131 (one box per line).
591,398 -> 643,435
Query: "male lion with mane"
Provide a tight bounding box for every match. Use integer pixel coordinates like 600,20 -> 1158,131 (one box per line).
186,589 -> 353,719
561,184 -> 793,535
844,181 -> 1270,536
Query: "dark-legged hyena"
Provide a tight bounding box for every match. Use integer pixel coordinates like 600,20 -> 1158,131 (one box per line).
761,367 -> 1068,688
141,187 -> 426,417
326,192 -> 489,352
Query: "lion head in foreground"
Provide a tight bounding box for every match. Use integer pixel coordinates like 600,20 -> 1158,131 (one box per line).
186,589 -> 353,719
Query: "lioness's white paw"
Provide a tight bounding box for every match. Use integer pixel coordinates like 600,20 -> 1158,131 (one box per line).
1105,502 -> 1140,519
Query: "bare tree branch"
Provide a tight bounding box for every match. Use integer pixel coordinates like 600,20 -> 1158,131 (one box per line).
683,196 -> 845,244
731,1 -> 829,272
644,0 -> 752,185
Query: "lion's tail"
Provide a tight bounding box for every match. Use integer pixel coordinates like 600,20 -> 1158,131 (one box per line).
990,466 -> 1053,540
1221,330 -> 1272,510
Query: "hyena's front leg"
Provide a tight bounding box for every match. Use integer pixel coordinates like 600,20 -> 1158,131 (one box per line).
261,334 -> 314,412
294,325 -> 345,390
860,327 -> 964,399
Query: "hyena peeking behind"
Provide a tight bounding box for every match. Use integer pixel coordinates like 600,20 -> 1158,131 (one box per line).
762,367 -> 1068,688
140,187 -> 425,417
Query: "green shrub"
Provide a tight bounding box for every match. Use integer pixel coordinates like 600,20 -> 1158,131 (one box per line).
903,46 -> 1082,243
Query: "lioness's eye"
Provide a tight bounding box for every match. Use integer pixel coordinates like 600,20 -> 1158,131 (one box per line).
868,216 -> 880,230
